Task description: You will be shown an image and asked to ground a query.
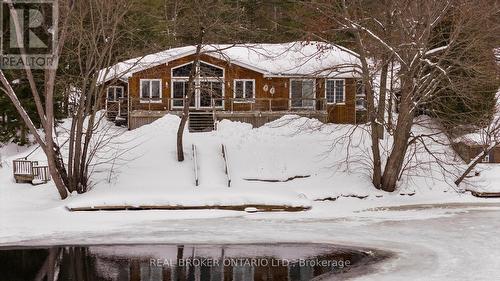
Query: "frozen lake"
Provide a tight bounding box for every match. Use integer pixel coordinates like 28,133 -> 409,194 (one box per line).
1,203 -> 500,280
0,243 -> 388,280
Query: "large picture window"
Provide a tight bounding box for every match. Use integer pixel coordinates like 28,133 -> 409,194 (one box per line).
172,63 -> 193,77
234,79 -> 255,101
290,79 -> 315,108
140,79 -> 162,102
326,79 -> 345,104
200,62 -> 224,77
172,62 -> 224,78
171,61 -> 224,109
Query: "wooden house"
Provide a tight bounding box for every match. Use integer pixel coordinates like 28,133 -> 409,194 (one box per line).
453,140 -> 500,164
98,42 -> 365,131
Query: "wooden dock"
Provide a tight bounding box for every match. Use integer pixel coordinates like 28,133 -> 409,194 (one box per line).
67,204 -> 311,212
467,189 -> 500,198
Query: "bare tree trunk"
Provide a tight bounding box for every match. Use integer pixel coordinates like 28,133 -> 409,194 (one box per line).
377,56 -> 389,139
380,77 -> 415,192
45,66 -> 70,199
455,144 -> 496,186
0,70 -> 68,199
354,32 -> 382,188
387,60 -> 394,131
176,32 -> 203,162
368,86 -> 382,188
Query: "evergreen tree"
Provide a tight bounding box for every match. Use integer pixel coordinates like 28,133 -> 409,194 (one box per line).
1,72 -> 45,145
427,15 -> 499,131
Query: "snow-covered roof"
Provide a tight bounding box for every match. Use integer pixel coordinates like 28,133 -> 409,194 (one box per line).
97,42 -> 361,84
454,133 -> 486,146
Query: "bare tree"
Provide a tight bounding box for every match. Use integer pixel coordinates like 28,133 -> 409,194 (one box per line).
58,0 -> 139,193
0,0 -> 147,197
300,0 -> 499,192
171,0 -> 249,161
0,1 -> 75,199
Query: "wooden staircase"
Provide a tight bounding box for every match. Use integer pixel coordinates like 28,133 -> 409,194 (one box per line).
106,99 -> 128,126
188,112 -> 215,132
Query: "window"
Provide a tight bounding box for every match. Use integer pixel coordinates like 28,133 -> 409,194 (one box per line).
356,80 -> 365,97
355,80 -> 366,110
234,79 -> 255,101
290,79 -> 315,108
140,79 -> 162,102
200,81 -> 223,107
326,79 -> 345,104
172,81 -> 187,107
482,154 -> 490,163
172,80 -> 223,108
200,62 -> 224,77
106,86 -> 124,101
172,63 -> 194,77
171,61 -> 224,109
171,61 -> 224,78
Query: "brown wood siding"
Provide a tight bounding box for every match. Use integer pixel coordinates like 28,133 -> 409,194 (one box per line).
215,112 -> 327,128
129,63 -> 170,111
493,147 -> 500,163
326,78 -> 356,124
453,142 -> 500,163
129,54 -> 264,112
100,80 -> 128,109
127,53 -> 358,126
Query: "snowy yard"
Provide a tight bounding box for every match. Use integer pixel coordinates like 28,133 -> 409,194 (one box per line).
2,115 -> 500,280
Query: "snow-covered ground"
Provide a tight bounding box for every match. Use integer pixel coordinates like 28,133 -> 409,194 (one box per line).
2,114 -> 500,280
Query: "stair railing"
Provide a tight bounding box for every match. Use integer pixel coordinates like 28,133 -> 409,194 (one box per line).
212,110 -> 217,131
221,144 -> 231,187
192,144 -> 199,186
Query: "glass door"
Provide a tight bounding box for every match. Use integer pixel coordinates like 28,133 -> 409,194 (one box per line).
197,81 -> 223,109
290,79 -> 315,108
172,80 -> 195,108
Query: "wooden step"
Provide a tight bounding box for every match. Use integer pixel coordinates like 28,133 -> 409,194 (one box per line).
188,112 -> 215,132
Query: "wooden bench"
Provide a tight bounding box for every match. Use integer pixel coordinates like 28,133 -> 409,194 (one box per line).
13,159 -> 51,185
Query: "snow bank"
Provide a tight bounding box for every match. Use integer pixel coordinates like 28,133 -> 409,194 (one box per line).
3,114 -> 500,248
59,113 -> 475,212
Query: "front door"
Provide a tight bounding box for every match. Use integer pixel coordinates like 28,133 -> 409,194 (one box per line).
290,79 -> 315,108
172,80 -> 223,110
199,82 -> 212,108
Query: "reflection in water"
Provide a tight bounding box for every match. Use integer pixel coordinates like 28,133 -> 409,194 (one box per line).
0,244 -> 374,281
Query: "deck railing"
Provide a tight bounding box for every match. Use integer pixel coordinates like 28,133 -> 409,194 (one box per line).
105,97 -> 128,118
127,96 -> 328,113
33,166 -> 51,183
219,97 -> 328,112
13,159 -> 37,176
13,159 -> 51,184
192,144 -> 199,186
221,144 -> 231,187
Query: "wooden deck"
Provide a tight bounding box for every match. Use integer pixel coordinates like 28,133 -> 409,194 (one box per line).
128,109 -> 328,130
467,189 -> 500,198
128,110 -> 168,130
124,96 -> 331,129
215,111 -> 328,127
